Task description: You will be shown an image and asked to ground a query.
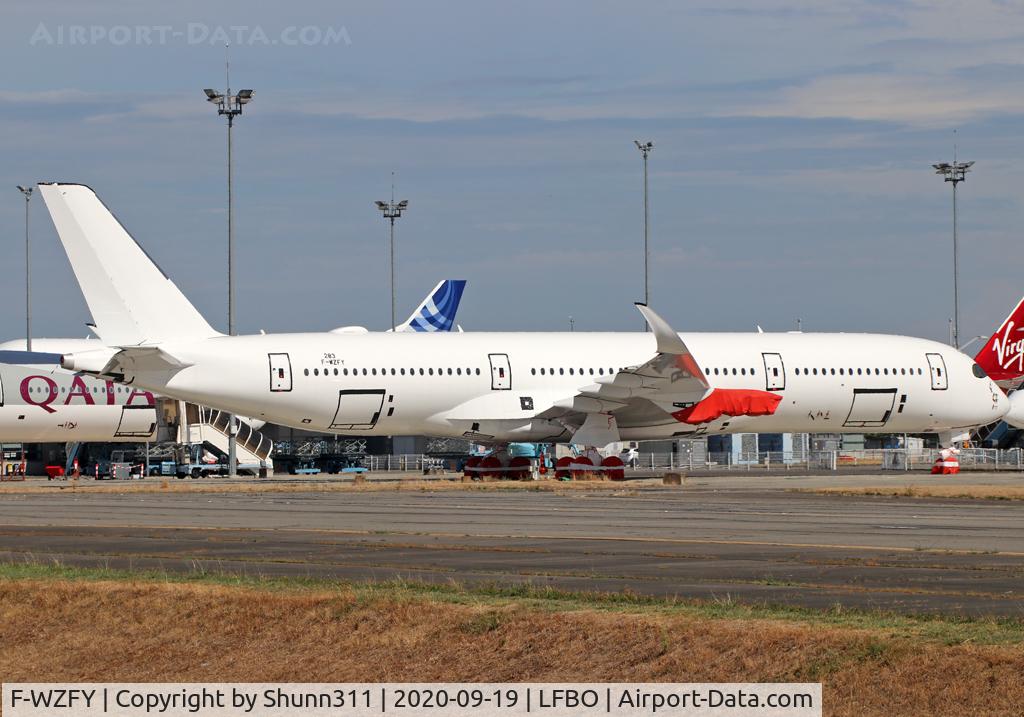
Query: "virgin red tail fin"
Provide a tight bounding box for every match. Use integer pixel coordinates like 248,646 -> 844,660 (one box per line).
975,296 -> 1024,381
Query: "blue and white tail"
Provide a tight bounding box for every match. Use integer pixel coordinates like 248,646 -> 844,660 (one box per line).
38,183 -> 220,346
395,280 -> 467,332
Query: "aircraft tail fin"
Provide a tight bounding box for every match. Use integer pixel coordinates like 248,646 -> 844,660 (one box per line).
394,279 -> 467,332
38,183 -> 220,346
974,296 -> 1024,381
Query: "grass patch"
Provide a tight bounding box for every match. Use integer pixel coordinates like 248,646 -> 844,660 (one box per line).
803,484 -> 1024,501
1,560 -> 1022,647
3,561 -> 1024,716
0,478 -> 634,496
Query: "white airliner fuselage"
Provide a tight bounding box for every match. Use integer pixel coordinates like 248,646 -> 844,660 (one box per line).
0,339 -> 157,443
31,181 -> 1014,447
93,330 -> 1005,443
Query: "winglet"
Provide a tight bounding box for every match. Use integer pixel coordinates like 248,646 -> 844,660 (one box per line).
635,303 -> 689,355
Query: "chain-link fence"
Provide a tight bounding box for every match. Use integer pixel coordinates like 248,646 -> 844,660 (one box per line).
634,447 -> 1024,472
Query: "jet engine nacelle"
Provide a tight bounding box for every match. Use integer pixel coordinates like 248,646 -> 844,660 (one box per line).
1002,391 -> 1024,430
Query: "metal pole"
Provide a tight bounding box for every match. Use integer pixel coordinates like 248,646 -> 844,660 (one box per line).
634,140 -> 652,330
226,113 -> 237,477
390,216 -> 396,332
643,148 -> 649,312
952,179 -> 959,349
24,191 -> 31,352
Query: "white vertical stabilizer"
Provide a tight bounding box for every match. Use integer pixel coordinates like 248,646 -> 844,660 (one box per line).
38,182 -> 219,345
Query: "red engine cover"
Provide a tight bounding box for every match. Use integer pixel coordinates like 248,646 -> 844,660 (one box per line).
671,388 -> 782,424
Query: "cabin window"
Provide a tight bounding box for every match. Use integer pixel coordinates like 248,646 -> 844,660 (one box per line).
313,369 -> 319,376
740,368 -> 746,375
812,368 -> 818,375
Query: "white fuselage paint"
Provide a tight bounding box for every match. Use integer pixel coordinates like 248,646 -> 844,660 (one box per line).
98,331 -> 1006,443
0,339 -> 157,443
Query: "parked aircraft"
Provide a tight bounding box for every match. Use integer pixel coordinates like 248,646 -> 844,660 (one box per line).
28,182 -> 1012,447
0,279 -> 466,443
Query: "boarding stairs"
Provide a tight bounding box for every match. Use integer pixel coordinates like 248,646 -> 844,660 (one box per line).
183,403 -> 273,467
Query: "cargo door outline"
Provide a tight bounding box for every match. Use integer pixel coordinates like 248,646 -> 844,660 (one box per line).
268,353 -> 292,392
843,388 -> 897,428
489,353 -> 512,390
330,389 -> 386,430
926,353 -> 948,390
762,353 -> 785,391
114,405 -> 157,437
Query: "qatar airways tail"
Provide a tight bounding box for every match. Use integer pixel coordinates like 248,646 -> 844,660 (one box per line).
36,182 -> 1012,447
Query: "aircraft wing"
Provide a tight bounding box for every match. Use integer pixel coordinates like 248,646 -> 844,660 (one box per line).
0,350 -> 64,366
533,304 -> 711,443
532,304 -> 781,444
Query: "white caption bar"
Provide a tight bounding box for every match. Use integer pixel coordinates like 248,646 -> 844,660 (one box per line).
4,683 -> 821,717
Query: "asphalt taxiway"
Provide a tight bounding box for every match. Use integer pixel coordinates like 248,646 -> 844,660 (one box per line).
1,475 -> 1022,616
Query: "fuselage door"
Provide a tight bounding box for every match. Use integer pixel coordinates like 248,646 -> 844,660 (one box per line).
114,406 -> 157,438
488,353 -> 512,390
330,389 -> 385,430
925,353 -> 948,390
268,353 -> 292,392
762,353 -> 785,391
844,388 -> 897,428
0,368 -> 4,406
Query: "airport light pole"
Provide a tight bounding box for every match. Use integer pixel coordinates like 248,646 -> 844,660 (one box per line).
204,66 -> 253,478
932,155 -> 973,349
16,185 -> 33,352
375,193 -> 409,332
634,140 -> 653,331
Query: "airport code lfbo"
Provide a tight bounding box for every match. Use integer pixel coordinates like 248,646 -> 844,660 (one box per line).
3,683 -> 822,717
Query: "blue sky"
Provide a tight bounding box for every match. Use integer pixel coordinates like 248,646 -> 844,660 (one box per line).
2,1 -> 1024,347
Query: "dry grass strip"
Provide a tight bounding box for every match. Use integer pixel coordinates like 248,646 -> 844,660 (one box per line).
0,478 -> 638,497
806,484 -> 1024,501
1,575 -> 1023,716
